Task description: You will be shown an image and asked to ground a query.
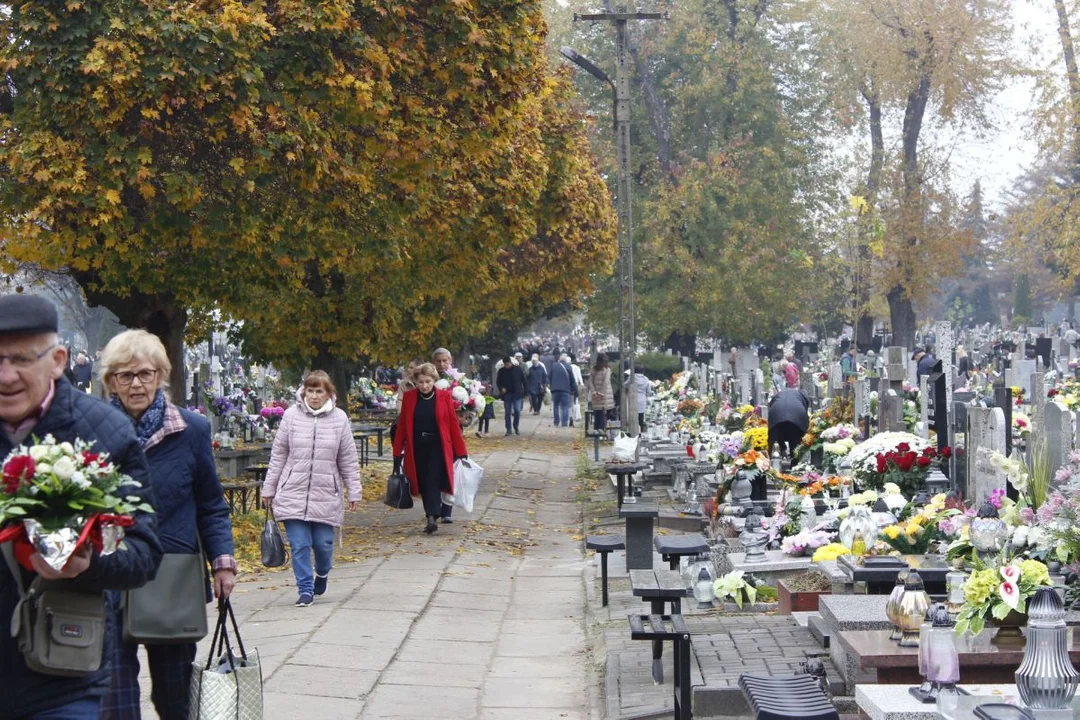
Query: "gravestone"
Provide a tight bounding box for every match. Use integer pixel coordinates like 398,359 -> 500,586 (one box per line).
799,371 -> 816,399
1045,402 -> 1076,482
1018,360 -> 1037,397
884,346 -> 907,386
918,375 -> 930,439
965,406 -> 1007,507
1031,373 -> 1049,438
854,379 -> 871,439
951,400 -> 969,484
827,362 -> 842,397
879,390 -> 906,433
933,321 -> 955,410
930,364 -> 950,452
739,372 -> 752,406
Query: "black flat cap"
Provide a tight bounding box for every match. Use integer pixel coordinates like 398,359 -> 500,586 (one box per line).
0,294 -> 59,335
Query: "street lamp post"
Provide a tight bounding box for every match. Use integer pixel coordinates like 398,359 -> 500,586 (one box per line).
560,7 -> 663,438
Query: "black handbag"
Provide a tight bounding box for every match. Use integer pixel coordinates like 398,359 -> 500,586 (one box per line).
383,471 -> 413,509
260,510 -> 289,568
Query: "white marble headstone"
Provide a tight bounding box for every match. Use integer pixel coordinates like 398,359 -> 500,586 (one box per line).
1045,401 -> 1075,483
918,375 -> 930,439
967,406 -> 1008,507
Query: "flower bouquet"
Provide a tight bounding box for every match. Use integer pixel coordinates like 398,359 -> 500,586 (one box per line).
713,570 -> 758,608
436,368 -> 486,429
954,559 -> 1052,638
846,431 -> 944,495
677,397 -> 704,418
0,435 -> 151,571
879,513 -> 941,555
812,542 -> 850,562
781,529 -> 834,557
742,426 -> 770,453
259,401 -> 287,427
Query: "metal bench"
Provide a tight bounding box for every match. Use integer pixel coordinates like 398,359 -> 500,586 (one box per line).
352,431 -> 371,467
355,425 -> 388,457
586,534 -> 625,607
630,569 -> 688,683
628,614 -> 691,719
654,534 -> 709,571
737,673 -> 839,720
584,431 -> 605,462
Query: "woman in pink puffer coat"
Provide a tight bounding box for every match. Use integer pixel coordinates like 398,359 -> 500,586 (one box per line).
262,371 -> 361,607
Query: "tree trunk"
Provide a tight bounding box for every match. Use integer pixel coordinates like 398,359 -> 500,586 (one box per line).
311,342 -> 350,415
856,84 -> 883,349
887,70 -> 931,350
77,282 -> 189,404
1054,0 -> 1080,180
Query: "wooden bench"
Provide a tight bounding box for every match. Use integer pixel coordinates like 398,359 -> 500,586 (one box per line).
221,479 -> 261,515
586,535 -> 625,607
654,534 -> 709,571
352,431 -> 371,467
630,569 -> 688,684
737,673 -> 838,720
628,614 -> 692,719
355,425 -> 388,457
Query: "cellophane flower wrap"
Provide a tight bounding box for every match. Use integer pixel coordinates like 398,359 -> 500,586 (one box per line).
0,434 -> 152,571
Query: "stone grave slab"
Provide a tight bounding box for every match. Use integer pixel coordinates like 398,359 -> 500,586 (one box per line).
965,406 -> 1007,507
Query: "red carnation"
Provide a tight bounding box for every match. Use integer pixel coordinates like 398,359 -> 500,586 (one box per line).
897,451 -> 917,472
2,455 -> 35,494
896,442 -> 910,453
916,456 -> 932,468
81,451 -> 100,465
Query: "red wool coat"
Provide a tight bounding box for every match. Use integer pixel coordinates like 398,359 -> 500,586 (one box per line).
392,388 -> 469,497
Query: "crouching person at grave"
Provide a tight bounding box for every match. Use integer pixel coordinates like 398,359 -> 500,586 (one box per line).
768,388 -> 811,484
97,330 -> 236,720
0,294 -> 163,720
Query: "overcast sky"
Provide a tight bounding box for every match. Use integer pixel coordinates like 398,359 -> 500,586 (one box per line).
950,0 -> 1059,209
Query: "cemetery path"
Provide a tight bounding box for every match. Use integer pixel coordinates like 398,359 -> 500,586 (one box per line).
136,411 -> 596,719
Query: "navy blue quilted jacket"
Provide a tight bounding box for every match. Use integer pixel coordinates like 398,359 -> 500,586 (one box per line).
144,407 -> 233,600
0,378 -> 163,720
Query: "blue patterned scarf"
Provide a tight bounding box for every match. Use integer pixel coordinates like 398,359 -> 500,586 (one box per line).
111,389 -> 167,447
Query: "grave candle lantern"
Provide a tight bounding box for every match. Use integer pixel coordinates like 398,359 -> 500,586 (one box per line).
910,603 -> 940,702
897,571 -> 931,648
970,502 -> 1008,560
693,565 -> 716,608
1015,587 -> 1080,713
886,569 -> 911,642
926,605 -> 960,701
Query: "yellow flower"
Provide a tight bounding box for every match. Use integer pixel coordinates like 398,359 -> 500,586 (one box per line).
883,526 -> 901,540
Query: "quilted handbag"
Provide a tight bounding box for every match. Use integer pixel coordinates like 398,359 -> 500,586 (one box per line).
189,599 -> 263,720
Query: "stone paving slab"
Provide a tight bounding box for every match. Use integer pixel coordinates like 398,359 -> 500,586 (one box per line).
133,414 -> 594,719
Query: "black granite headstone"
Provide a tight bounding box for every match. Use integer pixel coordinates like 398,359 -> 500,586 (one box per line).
930,362 -> 949,454
992,385 -> 1017,501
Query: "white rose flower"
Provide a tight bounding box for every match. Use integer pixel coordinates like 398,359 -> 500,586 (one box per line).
52,456 -> 76,480
435,379 -> 450,391
70,471 -> 91,490
35,462 -> 51,476
28,445 -> 48,461
58,442 -> 75,456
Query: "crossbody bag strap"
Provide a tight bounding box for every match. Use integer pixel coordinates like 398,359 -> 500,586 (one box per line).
1,542 -> 26,598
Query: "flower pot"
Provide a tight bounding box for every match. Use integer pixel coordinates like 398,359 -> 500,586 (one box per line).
777,579 -> 830,614
990,609 -> 1027,647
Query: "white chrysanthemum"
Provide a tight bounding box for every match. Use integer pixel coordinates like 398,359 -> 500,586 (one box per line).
451,386 -> 469,404
435,379 -> 450,391
473,395 -> 486,414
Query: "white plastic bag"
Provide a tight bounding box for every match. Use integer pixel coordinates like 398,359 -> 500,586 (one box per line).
611,432 -> 638,462
572,401 -> 582,422
451,458 -> 484,513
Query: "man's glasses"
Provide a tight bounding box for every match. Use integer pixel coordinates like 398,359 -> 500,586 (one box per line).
114,369 -> 158,386
0,344 -> 57,369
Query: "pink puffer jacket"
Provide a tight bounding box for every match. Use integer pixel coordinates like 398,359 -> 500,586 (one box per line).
262,396 -> 361,527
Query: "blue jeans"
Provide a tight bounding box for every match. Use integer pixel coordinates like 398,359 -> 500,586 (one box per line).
283,519 -> 335,596
32,698 -> 102,719
552,390 -> 570,426
503,395 -> 522,433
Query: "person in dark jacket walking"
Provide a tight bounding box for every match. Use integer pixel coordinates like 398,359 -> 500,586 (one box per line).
526,354 -> 547,415
550,354 -> 578,428
496,357 -> 527,436
72,351 -> 94,392
97,330 -> 236,720
0,294 -> 162,720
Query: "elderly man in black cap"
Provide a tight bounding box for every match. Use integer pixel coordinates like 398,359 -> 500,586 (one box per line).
0,294 -> 162,720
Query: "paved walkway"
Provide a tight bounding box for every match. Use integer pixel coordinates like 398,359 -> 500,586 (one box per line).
136,412 -> 594,719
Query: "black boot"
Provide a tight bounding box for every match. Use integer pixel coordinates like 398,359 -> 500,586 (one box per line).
424,516 -> 438,534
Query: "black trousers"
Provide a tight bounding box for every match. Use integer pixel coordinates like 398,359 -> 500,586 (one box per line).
414,433 -> 449,518
593,409 -> 607,431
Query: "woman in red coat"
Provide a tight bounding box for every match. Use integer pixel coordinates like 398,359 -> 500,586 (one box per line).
393,362 -> 469,534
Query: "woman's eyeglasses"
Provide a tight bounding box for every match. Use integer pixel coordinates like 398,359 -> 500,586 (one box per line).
114,369 -> 158,386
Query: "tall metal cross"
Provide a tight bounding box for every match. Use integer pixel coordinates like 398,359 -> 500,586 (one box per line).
574,6 -> 665,437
